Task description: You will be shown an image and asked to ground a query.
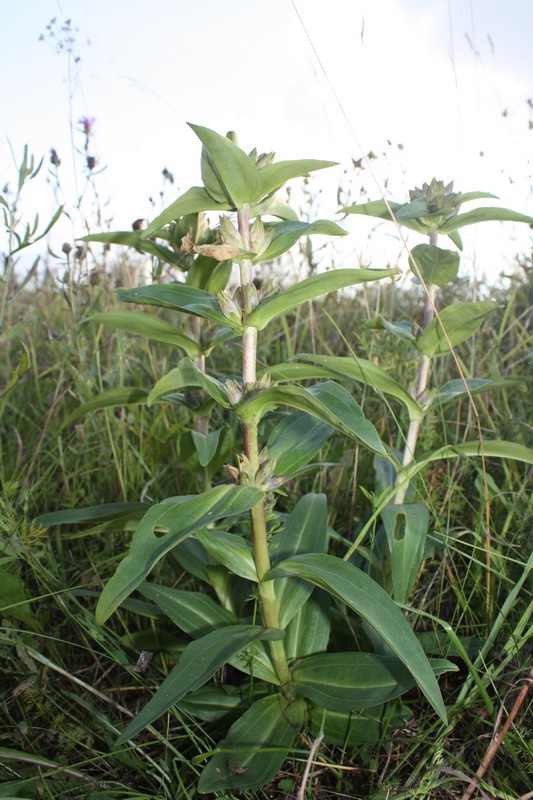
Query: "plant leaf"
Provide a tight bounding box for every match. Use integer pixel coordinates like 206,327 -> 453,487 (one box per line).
138,583 -> 236,637
79,229 -> 181,264
340,199 -> 428,233
433,377 -> 526,405
240,381 -> 387,456
142,186 -> 231,237
189,123 -> 263,207
417,301 -> 499,356
284,590 -> 330,659
196,529 -> 258,582
257,220 -> 348,263
115,625 -> 284,744
191,428 -> 223,466
272,494 -> 328,628
268,553 -> 448,723
197,694 -> 304,793
115,284 -> 230,328
293,652 -> 456,710
147,362 -> 201,406
64,388 -> 149,424
258,160 -> 337,197
410,244 -> 460,286
35,502 -> 149,528
310,702 -> 410,746
438,206 -> 533,232
380,503 -> 430,603
88,311 -> 202,357
267,411 -> 333,477
289,354 -> 423,420
95,485 -> 264,624
247,268 -> 399,330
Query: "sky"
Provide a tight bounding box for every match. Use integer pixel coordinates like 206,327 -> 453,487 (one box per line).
1,0 -> 532,282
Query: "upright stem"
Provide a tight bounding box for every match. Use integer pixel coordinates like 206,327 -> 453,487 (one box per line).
394,230 -> 438,505
237,205 -> 290,685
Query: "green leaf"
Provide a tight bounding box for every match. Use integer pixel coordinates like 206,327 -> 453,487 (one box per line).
186,254 -> 232,294
190,123 -> 263,207
0,342 -> 30,399
417,301 -> 499,356
95,485 -> 264,624
147,363 -> 201,406
293,652 -> 456,710
380,504 -> 430,603
138,582 -> 236,636
288,354 -> 423,420
64,387 -> 149,425
178,684 -> 243,722
0,570 -> 40,631
310,703 -> 410,746
228,640 -> 280,684
272,494 -> 328,628
196,529 -> 257,582
258,159 -> 337,197
341,199 -> 428,233
197,694 -> 304,793
143,186 -> 231,237
433,377 -> 526,406
35,502 -> 149,528
247,268 -> 398,330
88,311 -> 201,357
257,220 -> 348,263
191,428 -> 223,466
240,381 -> 387,456
79,229 -> 181,264
267,411 -> 333,477
438,206 -> 533,232
115,284 -> 230,328
251,192 -> 299,221
115,625 -> 284,744
267,553 -> 448,723
179,357 -> 231,407
410,244 -> 460,286
284,590 -> 330,659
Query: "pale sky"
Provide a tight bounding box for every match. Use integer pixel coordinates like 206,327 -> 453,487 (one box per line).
1,0 -> 531,281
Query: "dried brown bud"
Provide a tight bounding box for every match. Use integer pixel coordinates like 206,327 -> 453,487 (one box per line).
132,218 -> 146,231
86,155 -> 96,171
61,242 -> 73,255
50,148 -> 61,167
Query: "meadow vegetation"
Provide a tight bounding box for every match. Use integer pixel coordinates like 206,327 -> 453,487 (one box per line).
0,122 -> 532,800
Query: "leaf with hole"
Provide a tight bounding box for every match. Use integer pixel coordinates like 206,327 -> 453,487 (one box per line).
381,503 -> 430,603
95,485 -> 264,624
268,553 -> 448,723
116,625 -> 285,744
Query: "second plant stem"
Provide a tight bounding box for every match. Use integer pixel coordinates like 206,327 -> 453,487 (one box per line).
238,205 -> 290,685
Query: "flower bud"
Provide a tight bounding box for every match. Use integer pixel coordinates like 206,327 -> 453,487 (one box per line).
250,218 -> 273,260
223,378 -> 243,406
217,290 -> 243,325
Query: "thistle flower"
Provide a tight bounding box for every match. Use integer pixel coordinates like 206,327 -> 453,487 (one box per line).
79,116 -> 96,135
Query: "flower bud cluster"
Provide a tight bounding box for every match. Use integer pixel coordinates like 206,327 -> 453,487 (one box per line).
409,179 -> 460,228
248,148 -> 276,169
217,289 -> 243,326
225,448 -> 282,491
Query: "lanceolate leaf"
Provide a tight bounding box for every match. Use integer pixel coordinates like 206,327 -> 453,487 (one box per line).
284,590 -> 331,659
247,268 -> 399,330
142,186 -> 231,237
272,494 -> 328,628
65,387 -> 149,424
258,159 -> 337,197
268,553 -> 448,723
289,354 -> 423,420
88,311 -> 202,357
257,220 -> 348,264
240,381 -> 387,455
115,284 -> 230,328
417,301 -> 499,356
147,362 -> 201,406
268,411 -> 333,477
191,428 -> 223,466
189,123 -> 263,207
196,529 -> 258,582
293,652 -> 457,710
95,485 -> 264,624
79,229 -> 181,264
138,583 -> 236,637
35,502 -> 149,528
197,694 -> 304,793
309,702 -> 410,746
438,206 -> 533,232
115,625 -> 284,744
380,503 -> 430,603
432,377 -> 526,406
341,200 -> 428,233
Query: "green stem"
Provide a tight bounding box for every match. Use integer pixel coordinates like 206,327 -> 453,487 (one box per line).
237,205 -> 290,685
393,230 -> 438,504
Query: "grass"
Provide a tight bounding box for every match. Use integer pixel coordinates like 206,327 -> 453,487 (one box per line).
1,256 -> 532,799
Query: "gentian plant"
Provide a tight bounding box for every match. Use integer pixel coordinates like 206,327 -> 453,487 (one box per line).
38,127 -> 533,793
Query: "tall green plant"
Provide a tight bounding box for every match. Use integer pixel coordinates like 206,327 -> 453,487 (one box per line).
38,129 -> 533,793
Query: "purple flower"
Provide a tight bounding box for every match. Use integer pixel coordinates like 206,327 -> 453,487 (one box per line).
79,116 -> 96,135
